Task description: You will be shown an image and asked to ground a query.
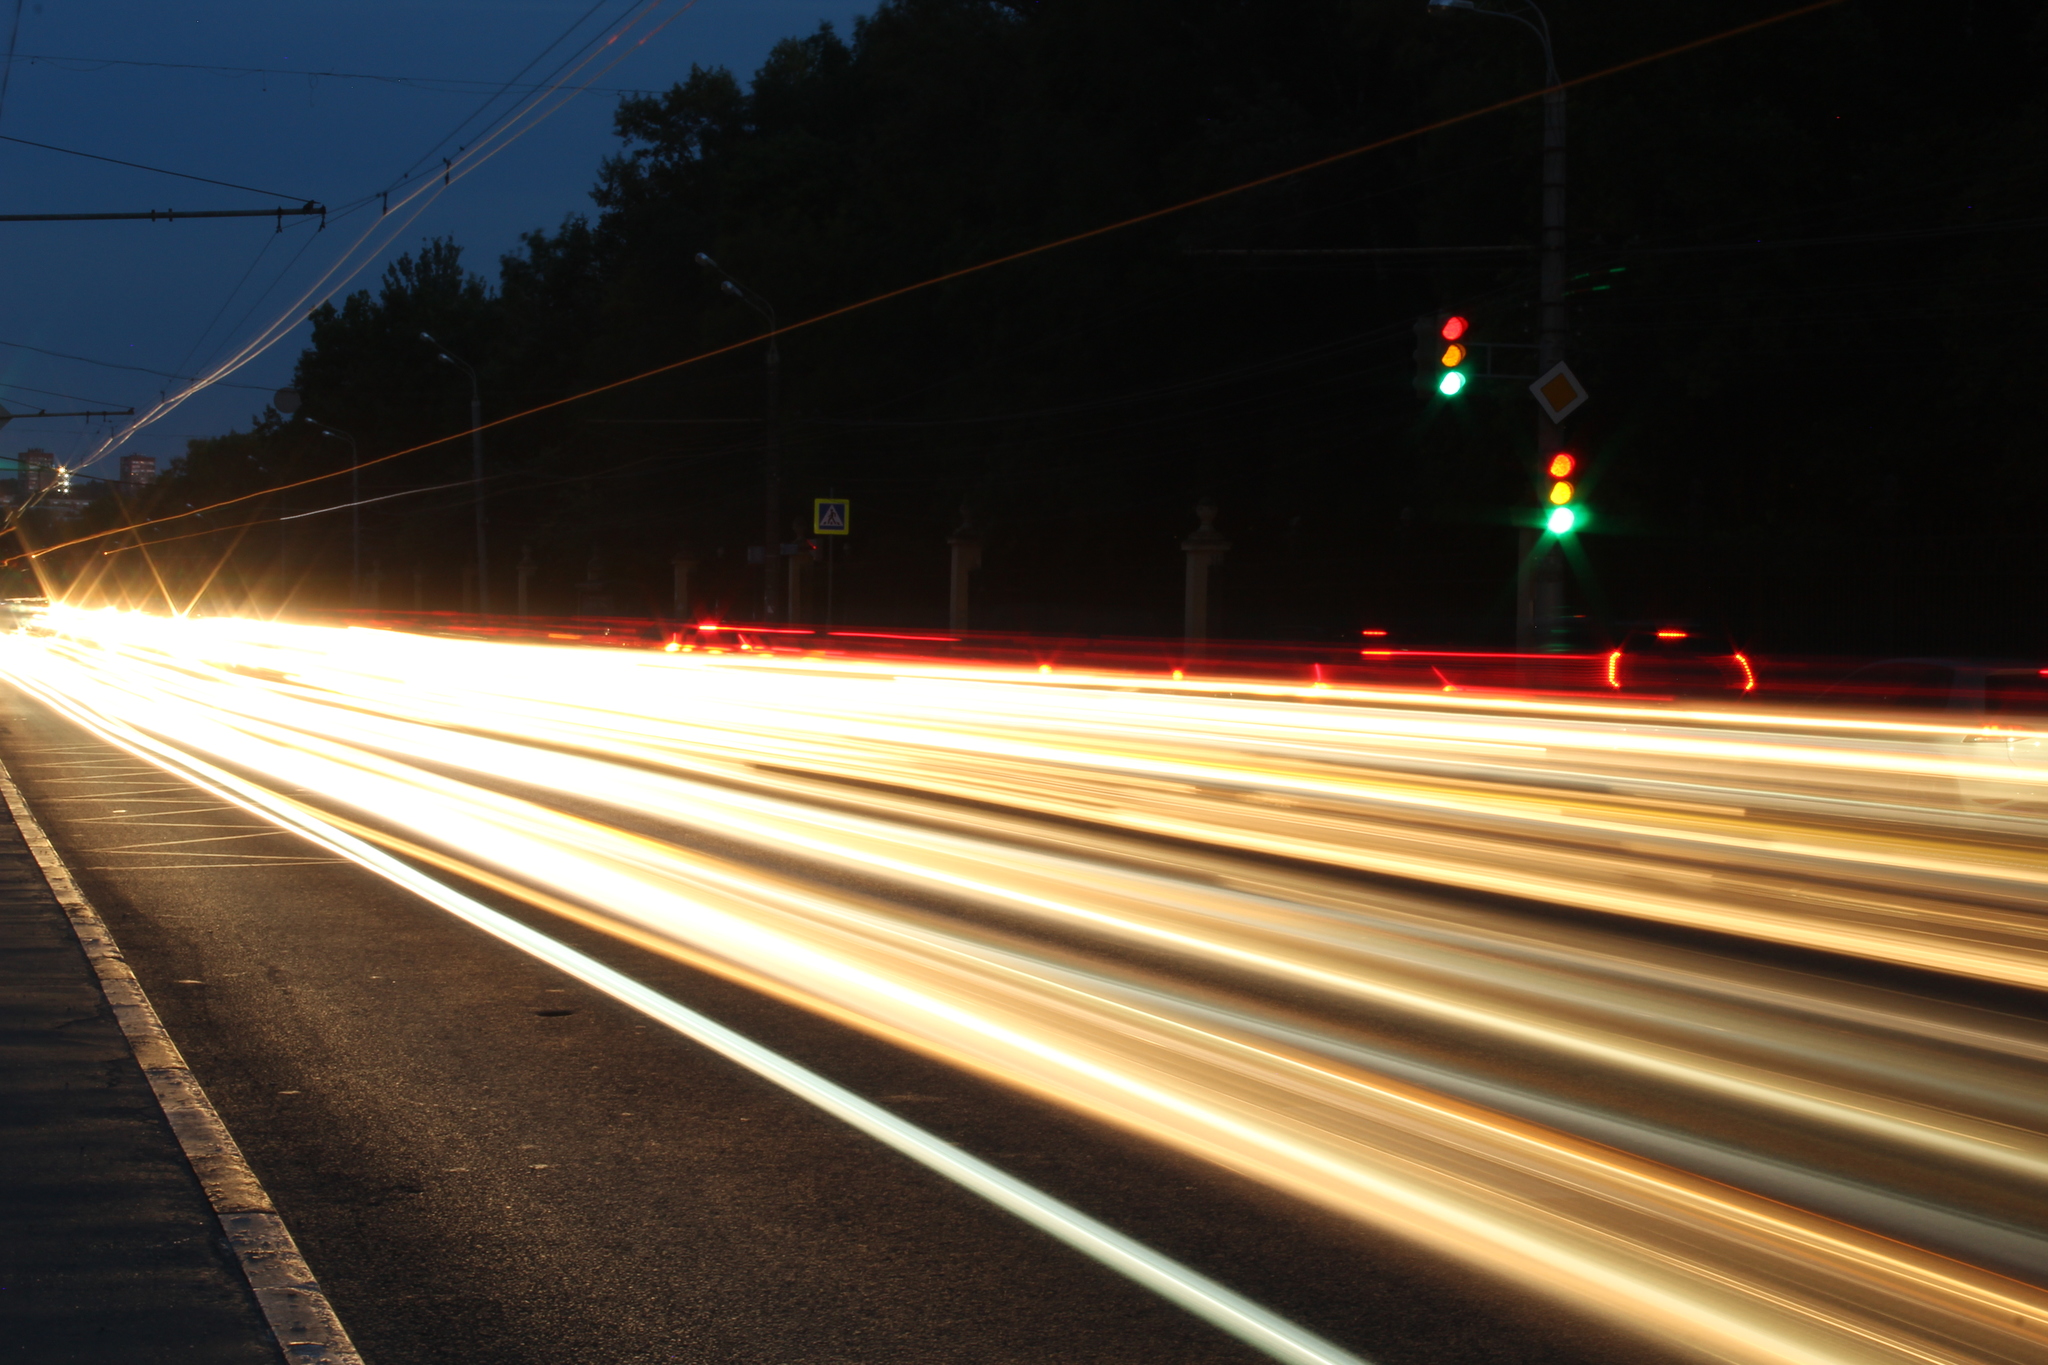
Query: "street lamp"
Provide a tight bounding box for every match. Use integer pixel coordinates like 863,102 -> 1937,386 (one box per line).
1429,0 -> 1569,650
420,332 -> 489,615
315,424 -> 360,606
694,252 -> 783,622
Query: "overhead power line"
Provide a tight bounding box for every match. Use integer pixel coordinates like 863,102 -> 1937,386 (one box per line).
0,379 -> 130,407
0,1 -> 23,130
0,336 -> 270,391
0,133 -> 314,200
3,50 -> 666,97
74,0 -> 695,474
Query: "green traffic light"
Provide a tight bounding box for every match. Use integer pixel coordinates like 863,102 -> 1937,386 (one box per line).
1437,370 -> 1468,397
1546,505 -> 1577,534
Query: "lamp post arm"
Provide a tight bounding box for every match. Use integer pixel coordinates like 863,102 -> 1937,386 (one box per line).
1453,3 -> 1558,81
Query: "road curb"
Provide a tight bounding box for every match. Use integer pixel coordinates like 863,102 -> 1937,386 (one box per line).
0,755 -> 364,1365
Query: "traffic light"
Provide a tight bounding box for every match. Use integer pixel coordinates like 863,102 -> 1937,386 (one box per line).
1543,451 -> 1579,533
1413,313 -> 1472,396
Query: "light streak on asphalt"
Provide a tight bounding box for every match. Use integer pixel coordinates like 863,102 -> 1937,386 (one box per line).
6,607 -> 2048,1365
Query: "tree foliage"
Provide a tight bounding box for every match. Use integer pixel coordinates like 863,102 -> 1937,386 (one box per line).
109,0 -> 2048,653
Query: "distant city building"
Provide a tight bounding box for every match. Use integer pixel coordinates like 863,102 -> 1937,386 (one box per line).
121,454 -> 157,485
17,449 -> 54,493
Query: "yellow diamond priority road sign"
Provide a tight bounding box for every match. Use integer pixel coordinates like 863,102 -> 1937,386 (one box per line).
1528,361 -> 1589,423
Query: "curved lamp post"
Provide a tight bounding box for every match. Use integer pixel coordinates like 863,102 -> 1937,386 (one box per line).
315,425 -> 360,606
421,332 -> 489,615
695,253 -> 783,622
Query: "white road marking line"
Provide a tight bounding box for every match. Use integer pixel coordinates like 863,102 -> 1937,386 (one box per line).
93,831 -> 300,852
22,707 -> 1375,1365
0,756 -> 363,1365
82,860 -> 351,870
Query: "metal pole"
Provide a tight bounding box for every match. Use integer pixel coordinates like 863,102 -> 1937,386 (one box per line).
1525,75 -> 1568,651
317,427 -> 360,607
1432,4 -> 1567,648
470,378 -> 488,615
694,258 -> 782,623
764,336 -> 780,621
421,333 -> 489,616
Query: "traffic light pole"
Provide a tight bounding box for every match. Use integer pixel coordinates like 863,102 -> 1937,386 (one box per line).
1433,2 -> 1570,649
1522,78 -> 1569,651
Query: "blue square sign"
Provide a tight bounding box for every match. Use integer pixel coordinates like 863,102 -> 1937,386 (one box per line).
813,498 -> 851,535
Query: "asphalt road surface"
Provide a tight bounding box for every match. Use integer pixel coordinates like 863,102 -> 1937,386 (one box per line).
4,613 -> 2047,1365
0,685 -> 1642,1365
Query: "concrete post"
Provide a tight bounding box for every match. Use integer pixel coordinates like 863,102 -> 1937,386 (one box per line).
670,549 -> 697,620
518,544 -> 537,617
576,549 -> 611,616
947,509 -> 982,632
1180,500 -> 1230,648
786,541 -> 810,624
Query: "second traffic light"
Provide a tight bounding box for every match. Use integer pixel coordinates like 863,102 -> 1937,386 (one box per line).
1544,451 -> 1580,533
1413,312 -> 1472,397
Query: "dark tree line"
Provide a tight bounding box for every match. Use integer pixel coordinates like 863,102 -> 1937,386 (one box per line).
57,0 -> 2048,654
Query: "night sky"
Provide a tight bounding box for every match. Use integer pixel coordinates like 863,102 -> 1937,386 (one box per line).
0,0 -> 866,482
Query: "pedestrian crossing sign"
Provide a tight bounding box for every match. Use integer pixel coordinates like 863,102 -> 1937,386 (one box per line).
813,498 -> 851,535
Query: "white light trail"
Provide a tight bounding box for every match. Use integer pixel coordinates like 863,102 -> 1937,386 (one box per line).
5,606 -> 2048,1365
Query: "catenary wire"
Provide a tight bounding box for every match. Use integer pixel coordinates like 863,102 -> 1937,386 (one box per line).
0,132 -> 313,200
3,50 -> 669,96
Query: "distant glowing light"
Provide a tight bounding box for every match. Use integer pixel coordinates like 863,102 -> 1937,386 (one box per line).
1546,506 -> 1577,534
1361,630 -> 1388,637
1656,630 -> 1689,640
1547,454 -> 1576,479
1547,481 -> 1575,506
1437,371 -> 1468,397
1439,343 -> 1468,367
1734,652 -> 1757,691
1606,649 -> 1623,688
1439,314 -> 1469,341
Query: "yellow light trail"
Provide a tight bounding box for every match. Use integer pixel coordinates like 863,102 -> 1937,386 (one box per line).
5,605 -> 2048,1365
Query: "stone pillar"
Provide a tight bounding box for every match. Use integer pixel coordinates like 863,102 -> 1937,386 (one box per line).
1181,500 -> 1230,648
946,508 -> 982,632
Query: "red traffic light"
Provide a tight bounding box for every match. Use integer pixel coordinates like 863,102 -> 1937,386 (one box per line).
1439,315 -> 1469,342
1547,453 -> 1576,478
